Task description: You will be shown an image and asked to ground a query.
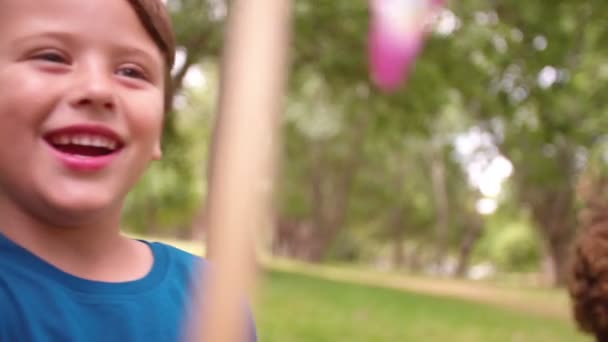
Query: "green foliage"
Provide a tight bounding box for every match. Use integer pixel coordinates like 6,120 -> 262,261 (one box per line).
124,161 -> 202,234
325,232 -> 364,262
169,0 -> 224,57
124,62 -> 218,235
152,0 -> 608,280
475,217 -> 542,272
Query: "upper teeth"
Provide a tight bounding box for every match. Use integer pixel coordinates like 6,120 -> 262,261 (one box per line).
52,134 -> 118,150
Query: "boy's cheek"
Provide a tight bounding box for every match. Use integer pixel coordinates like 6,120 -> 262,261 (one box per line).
0,70 -> 62,112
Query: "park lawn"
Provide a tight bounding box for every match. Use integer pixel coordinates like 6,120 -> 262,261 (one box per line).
140,236 -> 591,341
254,269 -> 591,342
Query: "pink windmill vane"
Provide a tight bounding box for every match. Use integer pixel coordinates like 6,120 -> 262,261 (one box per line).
369,0 -> 445,92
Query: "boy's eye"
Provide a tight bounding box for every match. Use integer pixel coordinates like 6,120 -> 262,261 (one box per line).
116,66 -> 148,81
33,52 -> 68,64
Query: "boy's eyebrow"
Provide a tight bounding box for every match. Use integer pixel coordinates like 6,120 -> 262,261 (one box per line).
10,31 -> 77,46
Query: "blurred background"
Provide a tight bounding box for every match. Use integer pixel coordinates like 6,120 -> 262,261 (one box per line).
128,1 -> 608,340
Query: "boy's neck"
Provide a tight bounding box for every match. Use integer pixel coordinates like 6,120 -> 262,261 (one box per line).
0,197 -> 153,282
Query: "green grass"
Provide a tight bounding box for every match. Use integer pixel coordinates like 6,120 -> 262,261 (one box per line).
265,258 -> 573,321
138,236 -> 591,341
255,269 -> 591,342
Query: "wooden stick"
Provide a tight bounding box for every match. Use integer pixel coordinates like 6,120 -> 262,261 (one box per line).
190,1 -> 292,341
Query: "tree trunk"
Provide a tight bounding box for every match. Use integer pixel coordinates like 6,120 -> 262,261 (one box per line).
304,112 -> 369,262
455,215 -> 484,277
505,139 -> 578,287
307,156 -> 352,262
429,142 -> 450,267
406,243 -> 423,272
389,209 -> 407,269
537,215 -> 576,286
392,235 -> 406,270
526,185 -> 576,286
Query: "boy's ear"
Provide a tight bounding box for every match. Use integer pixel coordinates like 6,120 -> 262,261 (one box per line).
152,141 -> 163,160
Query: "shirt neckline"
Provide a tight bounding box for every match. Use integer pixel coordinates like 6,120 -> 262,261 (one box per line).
0,232 -> 169,296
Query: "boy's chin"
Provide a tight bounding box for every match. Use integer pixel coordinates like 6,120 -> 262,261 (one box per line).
41,193 -> 122,226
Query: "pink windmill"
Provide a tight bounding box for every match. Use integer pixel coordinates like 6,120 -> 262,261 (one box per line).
369,0 -> 445,92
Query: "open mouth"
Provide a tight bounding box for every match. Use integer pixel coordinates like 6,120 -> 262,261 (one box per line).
44,133 -> 123,157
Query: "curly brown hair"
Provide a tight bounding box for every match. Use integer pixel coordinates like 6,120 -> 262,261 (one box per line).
568,174 -> 608,341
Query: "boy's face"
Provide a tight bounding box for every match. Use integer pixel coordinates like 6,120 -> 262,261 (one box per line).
0,0 -> 165,224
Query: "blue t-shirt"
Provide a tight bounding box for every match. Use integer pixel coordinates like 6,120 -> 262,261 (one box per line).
0,233 -> 256,341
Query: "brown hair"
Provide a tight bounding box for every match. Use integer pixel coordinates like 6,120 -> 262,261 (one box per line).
126,0 -> 176,112
568,175 -> 608,342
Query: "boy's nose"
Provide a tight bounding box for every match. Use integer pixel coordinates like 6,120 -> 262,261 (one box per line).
69,65 -> 116,112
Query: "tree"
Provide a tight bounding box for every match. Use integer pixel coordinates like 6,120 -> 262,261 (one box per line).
448,0 -> 608,284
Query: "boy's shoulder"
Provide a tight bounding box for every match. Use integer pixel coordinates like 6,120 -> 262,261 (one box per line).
145,240 -> 204,262
144,240 -> 208,279
146,240 -> 202,261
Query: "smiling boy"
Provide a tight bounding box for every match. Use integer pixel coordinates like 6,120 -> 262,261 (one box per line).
0,0 -> 253,341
